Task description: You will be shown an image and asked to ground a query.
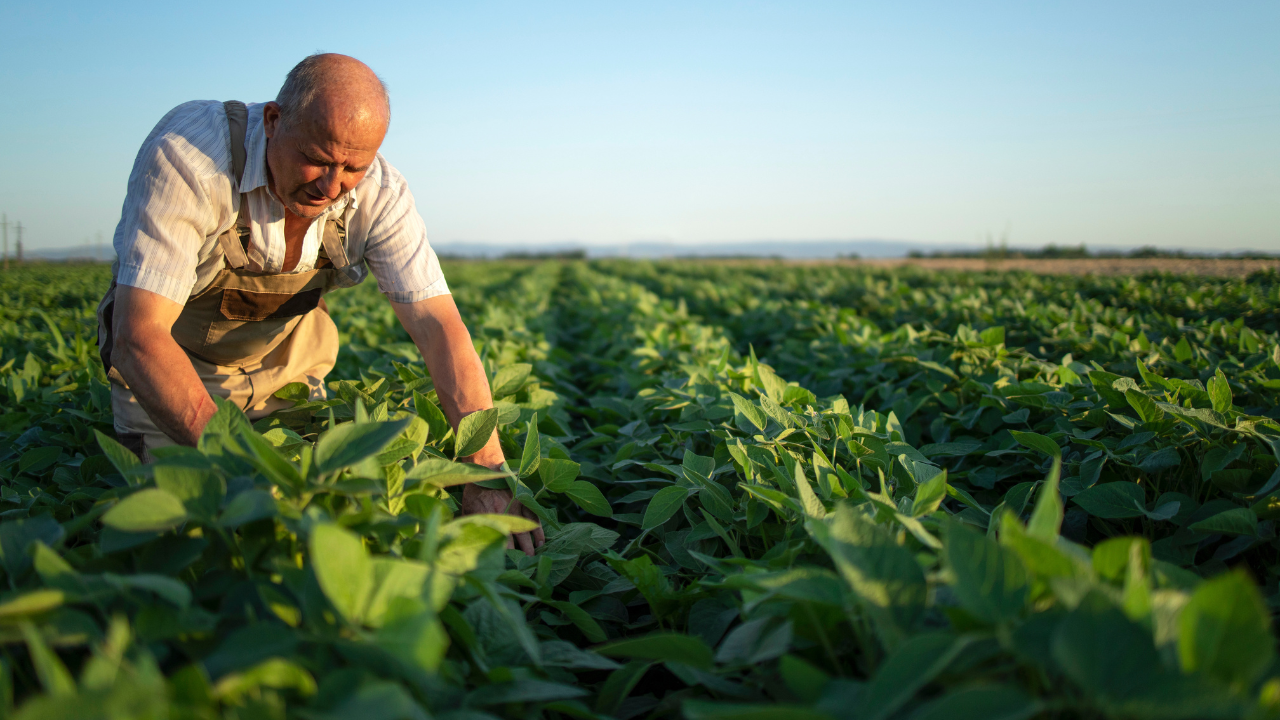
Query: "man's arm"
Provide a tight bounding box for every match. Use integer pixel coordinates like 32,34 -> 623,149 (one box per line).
391,294 -> 545,554
112,286 -> 218,446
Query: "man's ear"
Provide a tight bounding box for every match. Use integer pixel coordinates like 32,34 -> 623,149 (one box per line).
263,102 -> 282,139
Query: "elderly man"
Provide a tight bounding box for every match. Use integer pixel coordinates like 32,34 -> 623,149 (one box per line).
97,54 -> 544,552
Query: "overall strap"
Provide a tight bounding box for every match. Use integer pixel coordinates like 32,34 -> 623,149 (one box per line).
219,100 -> 251,269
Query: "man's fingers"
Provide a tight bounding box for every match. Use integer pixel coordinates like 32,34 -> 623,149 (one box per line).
516,531 -> 535,556
505,536 -> 515,550
532,526 -> 546,547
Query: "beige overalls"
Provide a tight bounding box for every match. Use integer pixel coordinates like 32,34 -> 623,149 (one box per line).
97,101 -> 353,461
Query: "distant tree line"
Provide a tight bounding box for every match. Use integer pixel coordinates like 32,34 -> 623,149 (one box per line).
907,243 -> 1276,260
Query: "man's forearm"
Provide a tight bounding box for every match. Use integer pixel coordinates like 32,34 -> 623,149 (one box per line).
114,335 -> 216,446
392,296 -> 504,468
420,321 -> 504,466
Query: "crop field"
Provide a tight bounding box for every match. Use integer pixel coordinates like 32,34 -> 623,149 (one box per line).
3,260 -> 1280,719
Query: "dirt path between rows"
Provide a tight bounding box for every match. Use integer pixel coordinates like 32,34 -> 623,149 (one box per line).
830,257 -> 1280,277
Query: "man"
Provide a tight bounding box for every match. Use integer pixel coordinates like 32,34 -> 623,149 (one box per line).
97,54 -> 544,553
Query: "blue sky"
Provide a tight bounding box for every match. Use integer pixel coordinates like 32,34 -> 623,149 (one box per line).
2,1 -> 1277,252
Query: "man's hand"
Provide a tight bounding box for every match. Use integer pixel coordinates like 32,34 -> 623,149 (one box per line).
461,483 -> 546,555
389,296 -> 547,556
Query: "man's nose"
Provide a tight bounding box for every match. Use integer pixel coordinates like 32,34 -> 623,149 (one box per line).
316,167 -> 341,199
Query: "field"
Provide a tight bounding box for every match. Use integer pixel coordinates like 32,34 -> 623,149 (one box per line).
2,260 -> 1280,719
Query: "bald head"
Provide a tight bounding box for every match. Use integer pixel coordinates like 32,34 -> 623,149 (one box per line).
275,54 -> 390,135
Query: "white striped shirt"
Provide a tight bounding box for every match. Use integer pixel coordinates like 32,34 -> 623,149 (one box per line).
112,100 -> 449,304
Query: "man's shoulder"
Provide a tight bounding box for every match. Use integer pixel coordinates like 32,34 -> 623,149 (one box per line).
136,100 -> 234,181
353,153 -> 413,209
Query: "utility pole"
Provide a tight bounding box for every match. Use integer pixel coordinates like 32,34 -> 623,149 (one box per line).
15,222 -> 22,266
1,213 -> 8,271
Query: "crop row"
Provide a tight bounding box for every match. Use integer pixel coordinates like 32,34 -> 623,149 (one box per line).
0,262 -> 1277,719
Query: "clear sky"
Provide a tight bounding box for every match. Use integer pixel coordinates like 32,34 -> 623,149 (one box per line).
2,1 -> 1277,253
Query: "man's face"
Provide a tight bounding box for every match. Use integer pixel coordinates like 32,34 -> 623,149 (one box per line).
262,102 -> 386,219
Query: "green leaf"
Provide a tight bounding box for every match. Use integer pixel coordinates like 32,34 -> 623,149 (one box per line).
519,413 -> 541,479
908,685 -> 1042,720
1174,336 -> 1194,362
808,505 -> 926,642
779,654 -> 830,703
642,486 -> 689,529
729,392 -> 767,432
218,489 -> 277,528
490,363 -> 532,398
1026,458 -> 1063,541
1072,482 -> 1147,519
1009,430 -> 1060,459
102,488 -> 188,532
596,633 -> 714,669
538,458 -> 581,492
154,465 -> 225,521
94,429 -> 141,478
1187,508 -> 1257,536
0,590 -> 64,622
683,701 -> 831,720
943,519 -> 1028,624
911,468 -> 948,517
310,524 -> 373,625
596,660 -> 653,715
314,419 -> 410,474
1125,389 -> 1164,424
213,658 -> 316,703
545,600 -> 608,643
1207,369 -> 1232,414
406,457 -> 508,488
1178,570 -> 1274,687
858,632 -> 971,720
413,391 -> 450,443
20,622 -> 74,696
1092,537 -> 1151,582
455,408 -> 499,459
566,481 -> 612,517
793,465 -> 826,519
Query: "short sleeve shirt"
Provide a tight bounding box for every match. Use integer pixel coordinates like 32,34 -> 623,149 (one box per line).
111,100 -> 449,304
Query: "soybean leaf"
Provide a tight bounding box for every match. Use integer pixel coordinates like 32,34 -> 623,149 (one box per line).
310,524 -> 373,625
858,632 -> 971,720
1072,482 -> 1146,519
413,391 -> 451,443
642,486 -> 689,529
597,633 -> 714,669
519,413 -> 541,479
943,519 -> 1028,624
907,685 -> 1042,720
406,458 -> 508,488
102,489 -> 188,533
566,481 -> 612,517
94,429 -> 141,478
1188,508 -> 1257,536
154,465 -> 225,522
539,458 -> 581,493
912,469 -> 948,517
729,392 -> 767,432
455,408 -> 499,459
1207,369 -> 1232,414
1026,458 -> 1063,541
1009,430 -> 1060,460
490,363 -> 532,398
1178,570 -> 1274,687
314,419 -> 410,474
